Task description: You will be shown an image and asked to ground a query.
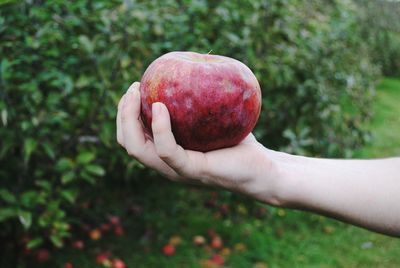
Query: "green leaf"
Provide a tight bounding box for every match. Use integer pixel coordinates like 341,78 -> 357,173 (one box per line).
76,75 -> 91,88
42,143 -> 56,159
0,208 -> 18,222
80,171 -> 96,184
61,172 -> 75,184
1,109 -> 7,126
35,180 -> 51,191
77,151 -> 95,164
86,164 -> 105,176
79,35 -> 94,54
56,158 -> 74,171
0,189 -> 16,204
23,138 -> 37,163
20,191 -> 42,208
18,211 -> 32,229
60,189 -> 78,204
26,237 -> 44,249
50,234 -> 64,248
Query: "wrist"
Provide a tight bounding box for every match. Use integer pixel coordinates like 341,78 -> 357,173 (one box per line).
253,148 -> 309,208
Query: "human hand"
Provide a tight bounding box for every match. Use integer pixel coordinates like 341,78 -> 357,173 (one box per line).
116,82 -> 283,204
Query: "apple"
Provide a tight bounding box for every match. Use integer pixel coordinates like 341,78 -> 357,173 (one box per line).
64,262 -> 74,268
168,235 -> 182,246
210,254 -> 224,266
210,236 -> 223,249
89,228 -> 102,240
72,240 -> 84,250
192,235 -> 206,246
162,244 -> 175,256
140,51 -> 261,152
112,258 -> 126,268
96,251 -> 111,265
36,249 -> 50,263
114,225 -> 124,237
109,216 -> 121,226
100,223 -> 111,232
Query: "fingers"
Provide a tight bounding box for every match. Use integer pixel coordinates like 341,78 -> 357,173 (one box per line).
116,95 -> 125,146
151,102 -> 203,177
121,82 -> 147,156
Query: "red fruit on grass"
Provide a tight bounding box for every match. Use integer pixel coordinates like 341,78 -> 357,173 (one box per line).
100,223 -> 112,232
162,244 -> 175,256
109,216 -> 121,226
210,254 -> 225,266
64,262 -> 74,268
72,240 -> 84,250
114,225 -> 124,237
96,251 -> 112,264
139,51 -> 262,152
89,228 -> 102,240
112,258 -> 126,268
193,235 -> 206,246
36,249 -> 50,263
211,236 -> 223,249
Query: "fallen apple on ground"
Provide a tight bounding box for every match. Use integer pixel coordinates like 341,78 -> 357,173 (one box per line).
162,243 -> 175,256
140,51 -> 261,152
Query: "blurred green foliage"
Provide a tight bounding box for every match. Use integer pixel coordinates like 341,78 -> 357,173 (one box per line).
0,0 -> 396,260
355,0 -> 400,77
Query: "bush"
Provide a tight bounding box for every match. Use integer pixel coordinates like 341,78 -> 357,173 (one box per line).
355,0 -> 400,77
0,0 -> 379,260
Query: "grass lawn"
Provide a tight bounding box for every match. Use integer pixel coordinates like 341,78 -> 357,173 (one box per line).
355,77 -> 400,157
45,78 -> 400,268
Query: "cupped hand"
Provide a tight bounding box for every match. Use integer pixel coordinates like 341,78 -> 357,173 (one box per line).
116,82 -> 281,201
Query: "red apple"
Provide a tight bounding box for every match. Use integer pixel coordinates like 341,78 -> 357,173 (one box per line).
109,216 -> 121,226
114,225 -> 124,237
140,51 -> 261,152
64,262 -> 74,268
162,244 -> 175,256
96,251 -> 112,264
100,223 -> 112,232
72,240 -> 84,250
210,236 -> 223,249
210,254 -> 224,266
36,249 -> 50,263
112,258 -> 126,268
89,228 -> 102,240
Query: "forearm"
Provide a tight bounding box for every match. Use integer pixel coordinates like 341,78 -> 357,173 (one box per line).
264,150 -> 400,236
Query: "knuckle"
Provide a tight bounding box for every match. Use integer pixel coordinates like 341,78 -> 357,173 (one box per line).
156,149 -> 172,160
155,144 -> 178,161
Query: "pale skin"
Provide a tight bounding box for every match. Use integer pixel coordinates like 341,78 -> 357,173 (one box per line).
117,82 -> 400,237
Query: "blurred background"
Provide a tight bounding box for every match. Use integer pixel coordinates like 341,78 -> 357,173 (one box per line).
1,0 -> 399,267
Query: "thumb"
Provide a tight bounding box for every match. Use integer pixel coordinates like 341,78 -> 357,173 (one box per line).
151,102 -> 190,175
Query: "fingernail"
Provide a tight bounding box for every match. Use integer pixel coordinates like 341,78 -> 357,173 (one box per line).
128,82 -> 140,93
152,102 -> 161,117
